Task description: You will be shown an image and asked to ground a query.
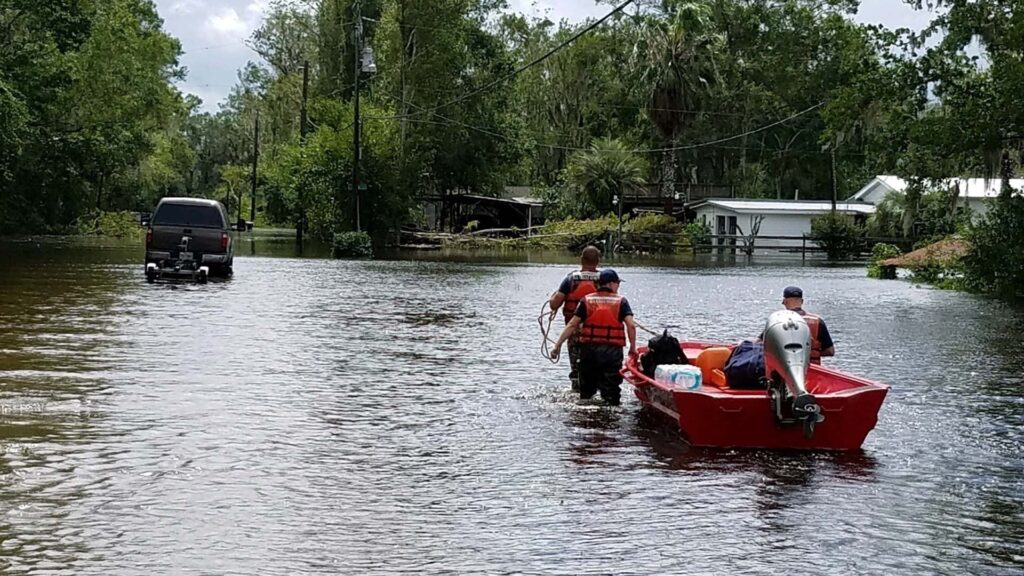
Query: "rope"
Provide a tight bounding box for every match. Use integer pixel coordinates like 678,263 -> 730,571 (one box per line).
539,300 -> 673,364
537,301 -> 560,364
634,321 -> 660,337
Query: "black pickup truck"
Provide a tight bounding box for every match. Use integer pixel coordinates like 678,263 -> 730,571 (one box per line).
145,198 -> 234,281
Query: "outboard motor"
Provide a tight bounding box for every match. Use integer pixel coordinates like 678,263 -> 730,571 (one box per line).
763,310 -> 824,438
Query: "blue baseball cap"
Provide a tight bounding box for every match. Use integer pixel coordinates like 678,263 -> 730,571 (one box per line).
599,269 -> 622,285
783,286 -> 803,298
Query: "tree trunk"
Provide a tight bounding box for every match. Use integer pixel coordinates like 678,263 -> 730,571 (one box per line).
660,149 -> 674,199
96,172 -> 105,210
999,148 -> 1014,203
903,183 -> 921,239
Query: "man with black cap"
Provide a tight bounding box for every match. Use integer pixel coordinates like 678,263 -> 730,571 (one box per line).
548,245 -> 602,391
781,286 -> 834,363
550,269 -> 637,405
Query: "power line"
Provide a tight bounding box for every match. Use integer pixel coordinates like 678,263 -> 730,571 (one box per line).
377,0 -> 635,122
369,98 -> 824,155
635,103 -> 824,153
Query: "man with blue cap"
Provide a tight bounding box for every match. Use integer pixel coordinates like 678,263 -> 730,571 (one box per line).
781,286 -> 834,363
550,269 -> 637,405
548,245 -> 602,391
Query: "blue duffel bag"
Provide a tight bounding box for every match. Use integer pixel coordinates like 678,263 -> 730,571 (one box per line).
723,340 -> 766,390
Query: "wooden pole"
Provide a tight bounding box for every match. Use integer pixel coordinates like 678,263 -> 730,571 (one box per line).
352,3 -> 362,233
250,110 -> 260,227
298,61 -> 308,247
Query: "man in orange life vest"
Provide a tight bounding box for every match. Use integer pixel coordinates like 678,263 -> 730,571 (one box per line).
550,269 -> 637,405
782,286 -> 834,364
548,245 -> 602,391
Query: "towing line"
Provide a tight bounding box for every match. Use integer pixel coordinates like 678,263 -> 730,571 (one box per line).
538,300 -> 663,364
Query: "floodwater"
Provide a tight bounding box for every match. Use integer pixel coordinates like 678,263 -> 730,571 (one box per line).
0,234 -> 1021,575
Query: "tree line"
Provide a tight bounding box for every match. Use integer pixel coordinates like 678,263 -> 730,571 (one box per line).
1,0 -> 1022,294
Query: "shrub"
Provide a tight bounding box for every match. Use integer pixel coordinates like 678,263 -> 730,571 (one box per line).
623,213 -> 683,234
72,210 -> 143,238
332,231 -> 373,258
810,212 -> 864,260
683,221 -> 711,249
867,243 -> 902,278
962,197 -> 1024,299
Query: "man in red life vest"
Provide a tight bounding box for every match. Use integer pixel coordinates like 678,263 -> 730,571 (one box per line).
548,245 -> 602,391
550,269 -> 637,405
782,286 -> 834,364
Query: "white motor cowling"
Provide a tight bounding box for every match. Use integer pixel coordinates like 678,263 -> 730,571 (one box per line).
763,310 -> 823,438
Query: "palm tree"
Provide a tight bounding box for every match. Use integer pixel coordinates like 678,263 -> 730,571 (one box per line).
566,137 -> 647,218
635,1 -> 723,199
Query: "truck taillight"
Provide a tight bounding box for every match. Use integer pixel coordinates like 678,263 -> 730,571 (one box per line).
146,227 -> 153,246
221,232 -> 229,249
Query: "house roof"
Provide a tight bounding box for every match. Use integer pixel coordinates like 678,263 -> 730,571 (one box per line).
691,198 -> 876,215
848,175 -> 1024,202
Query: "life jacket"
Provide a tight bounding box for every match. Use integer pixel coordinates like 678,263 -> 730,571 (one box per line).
562,270 -> 600,322
578,294 -> 626,347
802,313 -> 823,364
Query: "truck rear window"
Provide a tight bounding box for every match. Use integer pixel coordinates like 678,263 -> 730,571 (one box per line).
153,204 -> 223,228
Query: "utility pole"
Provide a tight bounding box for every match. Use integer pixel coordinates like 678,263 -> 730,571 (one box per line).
352,1 -> 362,233
250,110 -> 260,227
830,142 -> 838,212
616,193 -> 624,253
298,61 -> 309,248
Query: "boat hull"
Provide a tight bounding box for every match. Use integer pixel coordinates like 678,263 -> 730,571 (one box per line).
623,341 -> 889,451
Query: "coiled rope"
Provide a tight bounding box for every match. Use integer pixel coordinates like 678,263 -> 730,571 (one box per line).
538,299 -> 664,364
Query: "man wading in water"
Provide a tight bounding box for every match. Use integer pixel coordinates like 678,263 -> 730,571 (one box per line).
547,245 -> 601,391
550,269 -> 637,406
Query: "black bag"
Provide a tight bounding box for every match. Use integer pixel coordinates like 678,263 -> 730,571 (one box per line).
640,330 -> 686,378
723,340 -> 766,389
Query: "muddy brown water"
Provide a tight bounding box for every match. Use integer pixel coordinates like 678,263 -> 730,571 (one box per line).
0,235 -> 1021,574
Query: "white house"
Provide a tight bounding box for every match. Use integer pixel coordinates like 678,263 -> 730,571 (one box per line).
849,175 -> 1024,217
690,198 -> 876,248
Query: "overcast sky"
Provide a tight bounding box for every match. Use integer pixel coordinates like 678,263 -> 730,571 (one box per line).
155,0 -> 937,112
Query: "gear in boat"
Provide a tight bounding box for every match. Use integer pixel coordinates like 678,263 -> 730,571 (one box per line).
622,312 -> 889,451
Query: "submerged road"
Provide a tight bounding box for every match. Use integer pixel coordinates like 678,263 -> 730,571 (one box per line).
0,237 -> 1021,574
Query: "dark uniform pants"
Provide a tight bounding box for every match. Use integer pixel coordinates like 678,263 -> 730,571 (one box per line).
567,333 -> 582,392
578,344 -> 624,405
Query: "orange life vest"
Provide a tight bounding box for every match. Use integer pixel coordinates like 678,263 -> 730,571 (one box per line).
562,270 -> 600,322
803,313 -> 823,364
578,294 -> 627,347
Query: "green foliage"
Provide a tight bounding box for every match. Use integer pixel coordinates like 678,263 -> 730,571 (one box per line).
962,197 -> 1024,299
624,213 -> 682,235
684,221 -> 712,247
0,0 -> 183,233
332,231 -> 373,258
72,210 -> 143,238
564,138 -> 647,219
867,243 -> 902,278
810,212 -> 864,260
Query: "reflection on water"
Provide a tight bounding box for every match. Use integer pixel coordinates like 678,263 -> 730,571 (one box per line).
0,236 -> 1021,574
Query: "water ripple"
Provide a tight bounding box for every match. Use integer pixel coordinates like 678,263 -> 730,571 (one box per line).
0,243 -> 1021,574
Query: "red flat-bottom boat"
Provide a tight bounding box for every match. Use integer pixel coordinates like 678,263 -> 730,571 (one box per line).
622,341 -> 890,451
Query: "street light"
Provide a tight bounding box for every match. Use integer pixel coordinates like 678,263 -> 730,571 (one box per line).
361,46 -> 377,73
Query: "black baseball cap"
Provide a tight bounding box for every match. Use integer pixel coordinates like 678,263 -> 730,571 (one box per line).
599,269 -> 622,285
783,286 -> 803,298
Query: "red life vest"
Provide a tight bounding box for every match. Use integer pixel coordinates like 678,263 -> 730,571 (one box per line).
562,270 -> 600,322
803,313 -> 823,364
578,294 -> 627,347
